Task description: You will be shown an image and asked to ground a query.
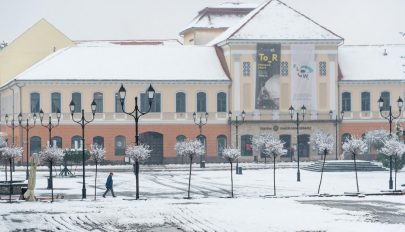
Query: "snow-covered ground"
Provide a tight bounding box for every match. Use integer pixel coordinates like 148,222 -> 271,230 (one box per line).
1,164 -> 405,231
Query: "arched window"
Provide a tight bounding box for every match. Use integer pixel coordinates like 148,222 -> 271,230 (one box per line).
94,92 -> 103,113
298,134 -> 310,157
342,92 -> 351,112
30,136 -> 41,155
93,136 -> 104,147
342,133 -> 352,143
51,92 -> 61,113
217,92 -> 227,112
30,93 -> 40,113
176,135 -> 186,142
176,135 -> 187,156
71,135 -> 82,149
381,91 -> 390,111
51,136 -> 62,148
241,135 -> 253,156
361,92 -> 370,111
197,92 -> 206,112
216,135 -> 227,156
176,92 -> 186,113
72,92 -> 81,113
196,134 -> 207,154
115,136 -> 126,156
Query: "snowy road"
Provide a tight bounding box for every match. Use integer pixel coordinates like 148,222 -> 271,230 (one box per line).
1,165 -> 405,231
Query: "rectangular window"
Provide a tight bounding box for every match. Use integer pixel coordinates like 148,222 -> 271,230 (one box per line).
141,93 -> 161,112
93,92 -> 103,113
72,92 -> 81,113
115,93 -> 124,113
197,92 -> 206,112
176,92 -> 186,113
243,62 -> 250,76
381,91 -> 390,111
51,93 -> 61,113
319,61 -> 327,76
281,61 -> 288,76
342,92 -> 351,112
30,93 -> 40,113
217,92 -> 226,112
361,92 -> 370,111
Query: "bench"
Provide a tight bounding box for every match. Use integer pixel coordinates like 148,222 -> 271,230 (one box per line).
0,182 -> 28,195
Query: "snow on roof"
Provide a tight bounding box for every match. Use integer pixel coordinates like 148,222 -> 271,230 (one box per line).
180,2 -> 255,34
74,39 -> 182,46
14,44 -> 230,82
339,45 -> 405,81
208,0 -> 342,45
210,2 -> 258,9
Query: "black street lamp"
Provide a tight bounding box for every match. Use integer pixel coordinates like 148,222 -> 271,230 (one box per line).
39,109 -> 61,191
378,96 -> 403,190
70,100 -> 97,199
329,110 -> 344,160
5,114 -> 19,172
289,105 -> 306,182
18,113 -> 37,180
228,110 -> 245,174
5,114 -> 18,145
39,109 -> 61,146
119,83 -> 155,200
193,111 -> 209,168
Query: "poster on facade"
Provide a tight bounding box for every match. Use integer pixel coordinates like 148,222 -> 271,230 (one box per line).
255,43 -> 281,110
291,44 -> 316,111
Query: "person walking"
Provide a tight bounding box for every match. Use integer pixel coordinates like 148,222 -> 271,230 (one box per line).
103,172 -> 116,198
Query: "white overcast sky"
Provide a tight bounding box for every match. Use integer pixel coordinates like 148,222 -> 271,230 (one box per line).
0,0 -> 404,45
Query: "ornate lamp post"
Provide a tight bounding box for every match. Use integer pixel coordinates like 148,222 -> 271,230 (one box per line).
289,105 -> 306,182
5,114 -> 18,145
378,96 -> 403,190
118,83 -> 155,200
228,110 -> 245,174
39,108 -> 61,146
5,114 -> 19,172
18,113 -> 37,180
69,100 -> 97,199
39,109 -> 61,190
329,110 -> 344,160
193,111 -> 209,168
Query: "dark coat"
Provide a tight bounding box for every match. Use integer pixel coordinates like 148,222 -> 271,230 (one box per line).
106,175 -> 113,189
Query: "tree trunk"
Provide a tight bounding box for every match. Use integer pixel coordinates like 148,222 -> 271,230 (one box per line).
394,156 -> 397,191
188,156 -> 193,199
230,160 -> 234,198
353,154 -> 359,193
9,158 -> 12,203
273,155 -> 276,196
318,150 -> 327,194
94,162 -> 98,200
135,159 -> 140,200
5,161 -> 8,182
50,161 -> 54,203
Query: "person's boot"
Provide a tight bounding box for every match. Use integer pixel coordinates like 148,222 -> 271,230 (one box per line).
102,194 -> 106,198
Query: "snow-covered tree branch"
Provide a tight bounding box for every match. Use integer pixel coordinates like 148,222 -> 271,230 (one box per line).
90,143 -> 106,163
310,130 -> 334,155
126,144 -> 151,162
253,133 -> 286,158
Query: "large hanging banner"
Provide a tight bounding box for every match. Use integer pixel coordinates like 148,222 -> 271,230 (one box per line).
291,44 -> 316,111
255,43 -> 281,110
